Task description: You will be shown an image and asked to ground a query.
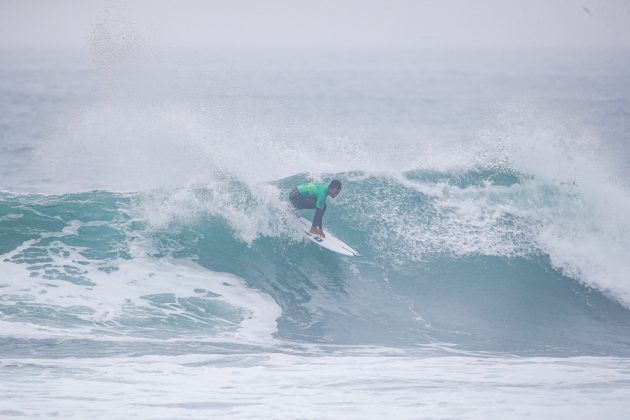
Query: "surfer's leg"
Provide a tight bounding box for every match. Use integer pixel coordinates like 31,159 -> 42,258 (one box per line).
289,188 -> 307,209
312,204 -> 326,229
290,188 -> 317,210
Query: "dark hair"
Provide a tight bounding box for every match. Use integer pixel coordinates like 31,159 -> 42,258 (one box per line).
329,179 -> 342,190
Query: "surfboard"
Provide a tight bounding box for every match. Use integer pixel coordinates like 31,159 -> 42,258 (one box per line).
295,216 -> 360,257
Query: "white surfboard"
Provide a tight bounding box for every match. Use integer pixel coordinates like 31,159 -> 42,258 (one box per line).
295,216 -> 360,257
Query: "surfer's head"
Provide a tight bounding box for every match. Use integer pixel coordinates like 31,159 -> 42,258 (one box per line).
328,179 -> 342,198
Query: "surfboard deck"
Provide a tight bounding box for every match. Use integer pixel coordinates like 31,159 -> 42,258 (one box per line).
295,216 -> 360,257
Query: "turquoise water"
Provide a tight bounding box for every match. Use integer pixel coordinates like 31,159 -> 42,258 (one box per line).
1,169 -> 629,354
1,47 -> 630,418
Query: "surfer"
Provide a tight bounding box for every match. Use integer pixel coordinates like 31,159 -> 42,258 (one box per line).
289,180 -> 342,238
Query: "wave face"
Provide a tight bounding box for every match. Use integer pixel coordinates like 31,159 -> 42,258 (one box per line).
2,164 -> 629,356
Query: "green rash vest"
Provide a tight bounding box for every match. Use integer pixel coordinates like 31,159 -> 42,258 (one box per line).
297,182 -> 330,209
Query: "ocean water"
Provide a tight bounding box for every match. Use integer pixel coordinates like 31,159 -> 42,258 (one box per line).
1,43 -> 630,419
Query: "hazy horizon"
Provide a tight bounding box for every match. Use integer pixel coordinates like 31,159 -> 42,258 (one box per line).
2,0 -> 630,51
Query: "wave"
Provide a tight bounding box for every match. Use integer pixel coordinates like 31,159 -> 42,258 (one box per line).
1,165 -> 629,355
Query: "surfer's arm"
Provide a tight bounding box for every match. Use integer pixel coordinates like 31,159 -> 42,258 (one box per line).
312,204 -> 326,236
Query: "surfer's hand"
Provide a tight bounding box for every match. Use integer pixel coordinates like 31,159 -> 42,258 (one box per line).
309,227 -> 325,238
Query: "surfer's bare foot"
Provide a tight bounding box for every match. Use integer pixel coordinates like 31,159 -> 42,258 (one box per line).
318,229 -> 326,238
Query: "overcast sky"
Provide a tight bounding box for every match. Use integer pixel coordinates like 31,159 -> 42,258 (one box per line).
1,0 -> 630,49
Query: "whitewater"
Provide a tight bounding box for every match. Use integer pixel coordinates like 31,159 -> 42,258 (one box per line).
1,26 -> 630,419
